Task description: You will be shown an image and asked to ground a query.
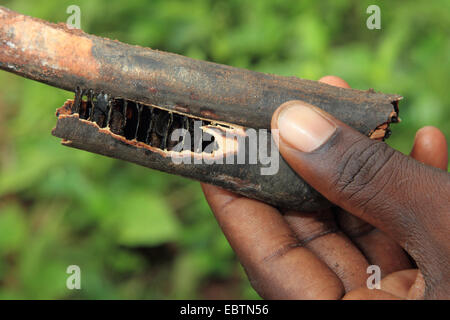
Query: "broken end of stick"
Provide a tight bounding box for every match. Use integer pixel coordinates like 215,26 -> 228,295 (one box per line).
368,96 -> 402,141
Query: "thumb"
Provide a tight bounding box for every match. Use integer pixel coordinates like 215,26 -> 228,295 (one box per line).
271,100 -> 449,248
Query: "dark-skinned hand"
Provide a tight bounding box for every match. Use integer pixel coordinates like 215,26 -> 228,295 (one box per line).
201,75 -> 449,300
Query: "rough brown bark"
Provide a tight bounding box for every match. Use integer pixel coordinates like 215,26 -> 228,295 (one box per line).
0,6 -> 402,211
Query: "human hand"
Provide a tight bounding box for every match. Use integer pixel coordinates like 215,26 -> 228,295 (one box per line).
201,76 -> 449,299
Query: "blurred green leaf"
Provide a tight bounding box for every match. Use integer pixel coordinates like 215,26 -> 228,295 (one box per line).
0,203 -> 27,254
114,193 -> 180,247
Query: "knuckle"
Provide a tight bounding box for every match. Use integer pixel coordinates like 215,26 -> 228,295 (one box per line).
333,139 -> 396,208
261,235 -> 301,263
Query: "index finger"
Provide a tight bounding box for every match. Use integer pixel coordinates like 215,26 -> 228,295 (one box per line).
201,183 -> 344,299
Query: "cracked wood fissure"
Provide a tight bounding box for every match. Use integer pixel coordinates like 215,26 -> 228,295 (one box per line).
0,6 -> 402,211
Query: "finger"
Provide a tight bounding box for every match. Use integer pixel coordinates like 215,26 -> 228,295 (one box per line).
319,75 -> 351,88
407,270 -> 425,299
410,126 -> 448,171
201,183 -> 344,299
344,269 -> 419,300
270,100 -> 450,274
378,269 -> 420,299
342,288 -> 401,300
337,210 -> 412,277
319,75 -> 412,276
284,209 -> 370,291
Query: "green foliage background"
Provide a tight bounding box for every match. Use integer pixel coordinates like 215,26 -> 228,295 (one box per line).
0,0 -> 448,299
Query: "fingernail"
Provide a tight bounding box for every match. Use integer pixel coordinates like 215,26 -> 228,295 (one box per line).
277,102 -> 336,152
